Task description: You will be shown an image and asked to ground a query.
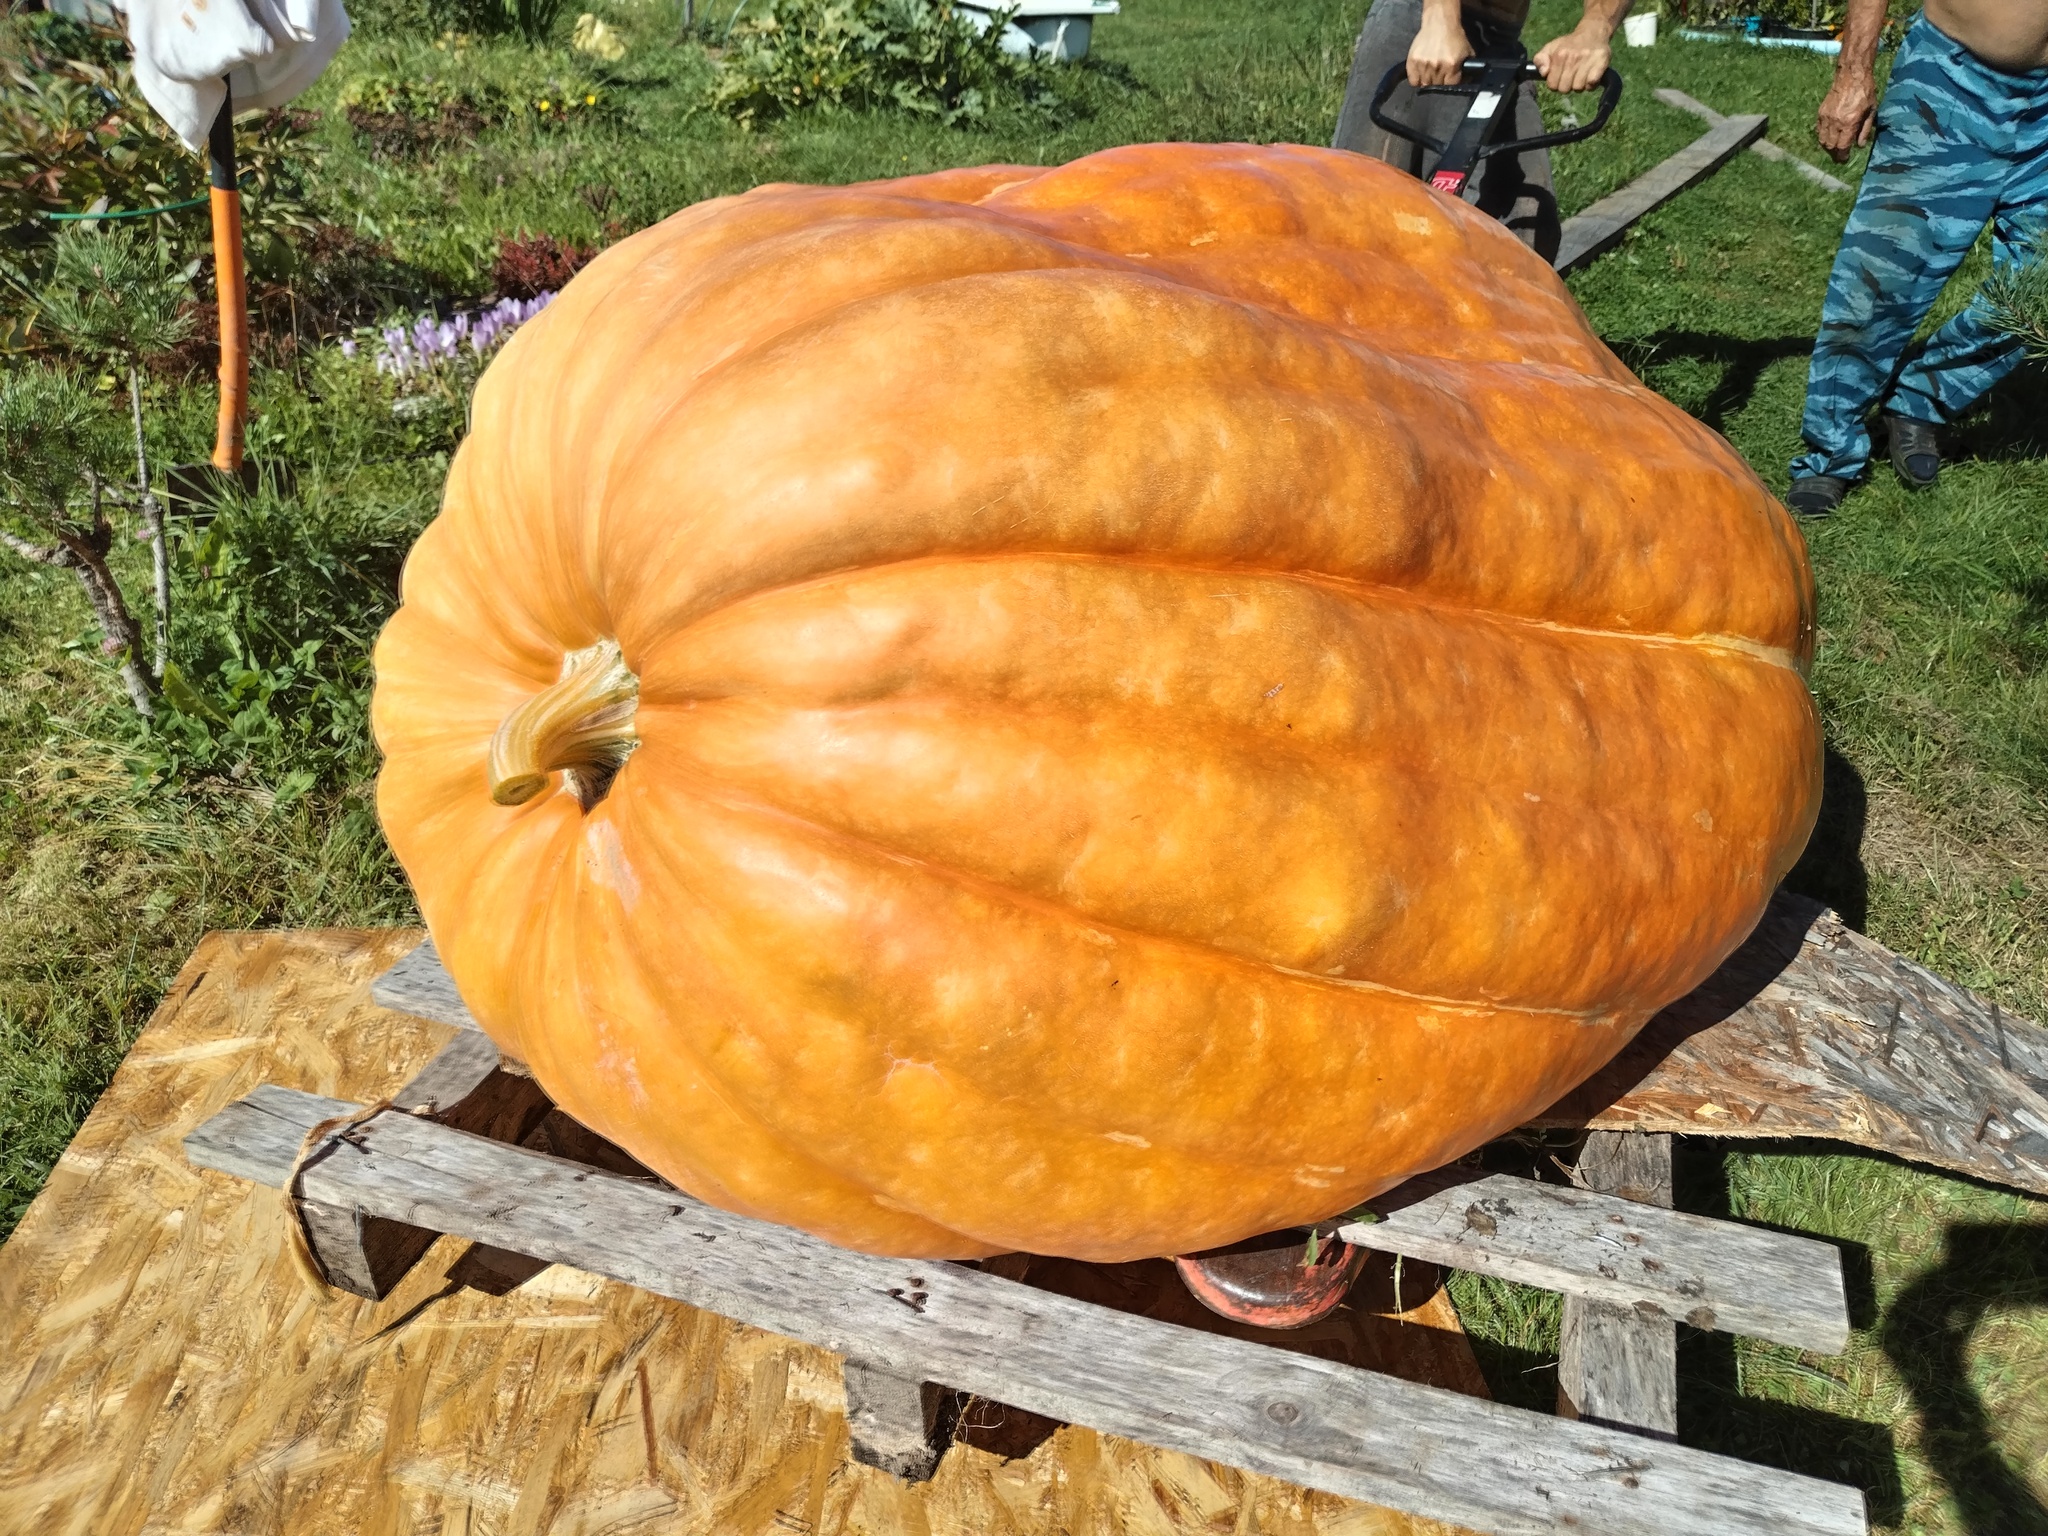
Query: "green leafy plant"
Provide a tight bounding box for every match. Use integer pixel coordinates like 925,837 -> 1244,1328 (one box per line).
0,14 -> 186,237
338,72 -> 497,121
484,0 -> 575,45
1668,1 -> 1922,29
139,477 -> 415,794
711,0 -> 1051,128
336,56 -> 609,150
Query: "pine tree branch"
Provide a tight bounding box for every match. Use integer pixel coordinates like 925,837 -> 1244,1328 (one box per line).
129,365 -> 170,681
0,526 -> 76,567
52,522 -> 157,718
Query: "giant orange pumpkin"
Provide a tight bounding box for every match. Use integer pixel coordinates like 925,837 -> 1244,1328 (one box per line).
372,143 -> 1821,1263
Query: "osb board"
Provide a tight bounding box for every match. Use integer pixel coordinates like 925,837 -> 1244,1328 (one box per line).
0,929 -> 1483,1536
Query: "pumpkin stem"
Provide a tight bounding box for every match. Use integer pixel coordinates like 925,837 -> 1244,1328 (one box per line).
488,638 -> 639,809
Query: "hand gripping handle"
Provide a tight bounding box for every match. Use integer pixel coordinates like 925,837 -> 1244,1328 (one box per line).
1365,58 -> 1623,162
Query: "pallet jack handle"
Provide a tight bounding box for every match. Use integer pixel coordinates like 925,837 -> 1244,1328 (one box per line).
1368,57 -> 1622,197
207,81 -> 248,474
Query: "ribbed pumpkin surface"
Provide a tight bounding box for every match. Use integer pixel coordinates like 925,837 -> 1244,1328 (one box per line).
372,143 -> 1821,1262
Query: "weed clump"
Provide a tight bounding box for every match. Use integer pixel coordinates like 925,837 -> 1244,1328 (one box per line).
711,0 -> 1053,128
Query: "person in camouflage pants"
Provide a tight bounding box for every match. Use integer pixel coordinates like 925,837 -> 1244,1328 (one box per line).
1789,12 -> 2048,514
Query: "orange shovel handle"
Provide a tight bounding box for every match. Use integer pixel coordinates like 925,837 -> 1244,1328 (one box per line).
207,84 -> 248,474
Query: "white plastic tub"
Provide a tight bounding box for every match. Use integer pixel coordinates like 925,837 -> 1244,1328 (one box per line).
954,0 -> 1121,62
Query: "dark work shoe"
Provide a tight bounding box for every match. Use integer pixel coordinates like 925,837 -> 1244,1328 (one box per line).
1786,475 -> 1850,518
1885,413 -> 1940,489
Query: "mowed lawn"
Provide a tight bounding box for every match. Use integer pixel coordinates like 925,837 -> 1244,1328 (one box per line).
1,0 -> 2045,1530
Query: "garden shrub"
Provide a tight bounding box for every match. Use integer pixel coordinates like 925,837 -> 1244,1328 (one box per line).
486,0 -> 577,45
139,469 -> 425,797
492,231 -> 593,298
344,0 -> 574,45
1,13 -> 321,346
0,16 -> 316,232
711,0 -> 1053,128
0,13 -> 185,237
334,52 -> 612,151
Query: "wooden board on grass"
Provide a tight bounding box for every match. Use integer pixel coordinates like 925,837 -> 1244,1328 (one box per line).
0,928 -> 1493,1536
1554,113 -> 1769,274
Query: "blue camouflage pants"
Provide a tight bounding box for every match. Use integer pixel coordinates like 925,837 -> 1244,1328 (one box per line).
1794,14 -> 2048,484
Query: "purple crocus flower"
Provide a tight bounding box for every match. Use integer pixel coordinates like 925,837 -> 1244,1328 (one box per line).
366,289 -> 558,383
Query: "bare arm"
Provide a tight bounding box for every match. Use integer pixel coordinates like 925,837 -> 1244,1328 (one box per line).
1817,0 -> 1886,162
1533,0 -> 1631,93
1407,0 -> 1472,87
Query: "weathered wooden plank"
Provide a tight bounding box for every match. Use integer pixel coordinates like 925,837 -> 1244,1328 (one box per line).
323,1033 -> 553,1298
185,1088 -> 1867,1536
1539,894 -> 2048,1200
182,1081 -> 357,1188
1560,1301 -> 1679,1437
1554,114 -> 1768,274
183,1038 -> 551,1300
289,1198 -> 435,1299
389,1028 -> 503,1115
370,936 -> 478,1032
843,1360 -> 950,1481
366,892 -> 2048,1197
1575,1133 -> 1675,1210
1340,1162 -> 1846,1354
1557,1134 -> 1677,1440
1653,88 -> 1851,193
182,1083 -> 422,1297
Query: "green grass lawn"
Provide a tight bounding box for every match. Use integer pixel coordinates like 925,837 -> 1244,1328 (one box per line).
3,0 -> 2046,1530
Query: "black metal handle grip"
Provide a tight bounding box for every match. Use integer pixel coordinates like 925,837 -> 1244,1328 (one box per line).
1477,67 -> 1624,159
1365,59 -> 1623,161
1367,60 -> 1455,156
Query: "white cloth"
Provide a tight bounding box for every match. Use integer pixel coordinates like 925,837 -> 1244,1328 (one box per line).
116,0 -> 351,152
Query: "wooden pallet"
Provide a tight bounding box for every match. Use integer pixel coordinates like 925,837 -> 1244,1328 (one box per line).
185,1055 -> 1864,1536
0,930 -> 1496,1536
179,903 -> 1995,1536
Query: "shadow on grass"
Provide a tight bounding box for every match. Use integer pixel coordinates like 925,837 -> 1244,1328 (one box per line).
1942,362 -> 2048,467
1610,331 -> 2048,480
1881,1222 -> 2048,1536
1674,1141 -> 1903,1524
1679,1328 -> 1907,1526
1457,1336 -> 1560,1415
1783,744 -> 1870,932
1609,331 -> 1816,434
2012,573 -> 2048,672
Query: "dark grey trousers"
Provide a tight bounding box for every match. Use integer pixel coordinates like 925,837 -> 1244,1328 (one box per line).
1331,0 -> 1560,258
